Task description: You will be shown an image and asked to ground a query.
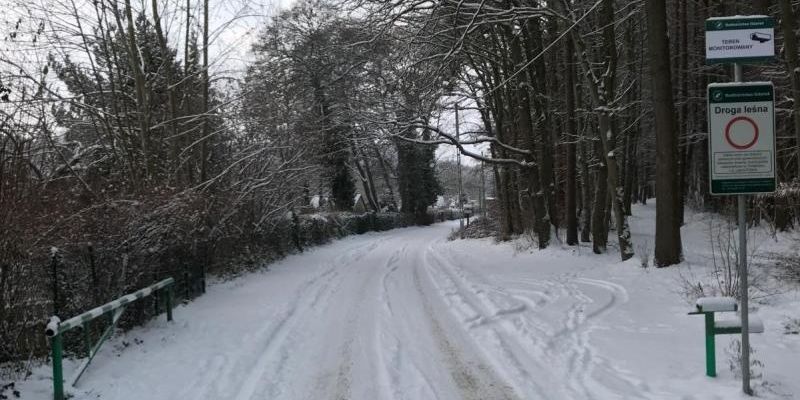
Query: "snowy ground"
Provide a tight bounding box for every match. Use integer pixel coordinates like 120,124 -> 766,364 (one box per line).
12,203 -> 800,399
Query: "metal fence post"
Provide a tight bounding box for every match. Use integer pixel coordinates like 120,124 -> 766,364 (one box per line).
200,262 -> 206,294
165,286 -> 173,322
50,251 -> 60,317
83,322 -> 92,357
51,333 -> 64,400
182,269 -> 187,299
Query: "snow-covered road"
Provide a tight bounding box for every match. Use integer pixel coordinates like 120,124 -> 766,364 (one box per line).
22,212 -> 800,400
165,222 -> 525,400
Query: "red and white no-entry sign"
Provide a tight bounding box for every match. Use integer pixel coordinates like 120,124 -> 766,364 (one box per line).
724,116 -> 759,150
708,82 -> 776,195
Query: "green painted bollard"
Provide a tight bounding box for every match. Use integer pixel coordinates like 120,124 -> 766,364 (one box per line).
51,333 -> 64,400
705,312 -> 716,377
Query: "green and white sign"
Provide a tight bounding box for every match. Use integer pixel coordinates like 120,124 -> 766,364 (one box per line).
708,82 -> 776,195
706,16 -> 774,64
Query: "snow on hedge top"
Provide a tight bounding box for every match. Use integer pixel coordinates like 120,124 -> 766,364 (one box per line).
695,297 -> 738,312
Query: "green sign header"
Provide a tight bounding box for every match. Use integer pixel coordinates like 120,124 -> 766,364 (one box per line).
711,178 -> 775,195
709,85 -> 774,104
705,17 -> 773,32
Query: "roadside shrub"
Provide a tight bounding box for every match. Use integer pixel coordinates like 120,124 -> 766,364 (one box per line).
726,339 -> 763,381
0,207 -> 456,372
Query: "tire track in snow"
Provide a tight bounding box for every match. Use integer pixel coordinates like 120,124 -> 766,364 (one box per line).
379,245 -> 406,318
173,261 -> 343,400
412,260 -> 519,400
318,236 -> 400,400
377,243 -> 450,400
551,277 -> 598,399
422,246 -> 550,397
327,245 -> 390,400
431,245 -> 648,399
231,237 -> 387,400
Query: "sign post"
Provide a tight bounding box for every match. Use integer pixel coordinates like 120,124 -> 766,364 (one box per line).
706,15 -> 775,396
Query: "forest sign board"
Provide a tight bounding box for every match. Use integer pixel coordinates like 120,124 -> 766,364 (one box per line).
705,16 -> 775,64
708,82 -> 776,195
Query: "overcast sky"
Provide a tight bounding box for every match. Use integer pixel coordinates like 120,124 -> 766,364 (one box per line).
209,0 -> 295,78
0,0 -> 480,165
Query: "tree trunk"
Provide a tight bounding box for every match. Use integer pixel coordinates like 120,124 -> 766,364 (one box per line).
151,0 -> 180,180
678,0 -> 689,223
624,131 -> 638,215
523,16 -> 558,236
577,79 -> 592,243
646,0 -> 683,266
779,0 -> 800,178
122,0 -> 150,183
201,0 -> 210,182
361,152 -> 380,211
595,0 -> 634,261
372,145 -> 396,208
565,36 -> 579,245
183,0 -> 194,184
591,133 -> 608,254
580,139 -> 592,243
598,112 -> 635,260
351,142 -> 379,211
509,31 -> 549,247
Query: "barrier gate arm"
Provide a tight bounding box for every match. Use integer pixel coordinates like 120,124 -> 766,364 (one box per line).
45,277 -> 175,400
69,306 -> 125,387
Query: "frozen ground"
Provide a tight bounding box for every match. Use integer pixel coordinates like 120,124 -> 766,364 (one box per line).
13,203 -> 800,399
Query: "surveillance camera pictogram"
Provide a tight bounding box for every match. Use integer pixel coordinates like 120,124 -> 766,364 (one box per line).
750,32 -> 772,43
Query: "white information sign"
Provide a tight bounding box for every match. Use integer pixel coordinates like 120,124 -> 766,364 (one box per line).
708,82 -> 776,195
706,16 -> 775,64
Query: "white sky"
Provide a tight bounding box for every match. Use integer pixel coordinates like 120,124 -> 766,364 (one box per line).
0,0 -> 484,166
0,0 -> 299,80
198,0 -> 297,79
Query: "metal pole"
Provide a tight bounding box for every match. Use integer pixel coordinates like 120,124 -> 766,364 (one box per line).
51,334 -> 64,400
738,194 -> 751,394
166,286 -> 174,322
51,251 -> 59,317
734,62 -> 752,396
456,103 -> 464,238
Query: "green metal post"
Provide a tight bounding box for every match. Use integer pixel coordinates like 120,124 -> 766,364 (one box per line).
52,333 -> 64,400
153,289 -> 160,315
165,286 -> 173,322
183,270 -> 190,299
705,312 -> 716,377
83,322 -> 92,357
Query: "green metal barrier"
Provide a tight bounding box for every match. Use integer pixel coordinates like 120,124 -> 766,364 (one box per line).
44,277 -> 175,400
689,296 -> 763,377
